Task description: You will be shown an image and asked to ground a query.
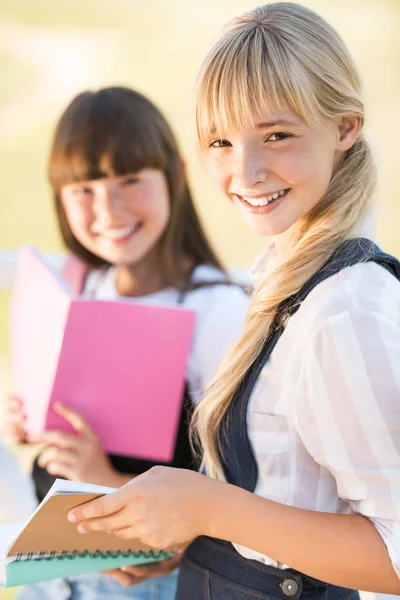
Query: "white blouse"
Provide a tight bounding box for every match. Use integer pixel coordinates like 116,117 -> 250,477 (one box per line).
84,264 -> 250,402
233,245 -> 400,581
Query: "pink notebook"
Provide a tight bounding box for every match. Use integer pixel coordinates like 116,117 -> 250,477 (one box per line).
9,246 -> 196,462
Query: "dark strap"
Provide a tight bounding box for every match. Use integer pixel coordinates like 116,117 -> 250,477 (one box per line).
178,535 -> 360,600
219,238 -> 400,492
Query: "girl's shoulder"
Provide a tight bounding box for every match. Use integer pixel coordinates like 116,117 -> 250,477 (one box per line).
190,264 -> 227,283
185,265 -> 250,312
183,264 -> 250,341
185,267 -> 250,393
299,260 -> 400,334
79,262 -> 251,317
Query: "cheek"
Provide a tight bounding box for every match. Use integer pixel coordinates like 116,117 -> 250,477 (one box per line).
205,156 -> 229,193
270,148 -> 314,184
152,197 -> 170,231
276,144 -> 335,191
134,188 -> 170,231
63,204 -> 93,236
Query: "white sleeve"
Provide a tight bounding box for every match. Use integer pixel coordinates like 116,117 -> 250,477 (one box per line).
0,442 -> 38,519
186,286 -> 249,402
294,304 -> 400,579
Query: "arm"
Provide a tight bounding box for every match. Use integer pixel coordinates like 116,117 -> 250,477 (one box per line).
210,486 -> 400,593
236,303 -> 400,592
68,306 -> 400,593
67,464 -> 400,594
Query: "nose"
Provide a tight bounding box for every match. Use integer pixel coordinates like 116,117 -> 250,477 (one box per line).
233,146 -> 268,189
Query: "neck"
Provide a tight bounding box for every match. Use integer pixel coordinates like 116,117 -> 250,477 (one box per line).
115,250 -> 168,297
271,225 -> 298,263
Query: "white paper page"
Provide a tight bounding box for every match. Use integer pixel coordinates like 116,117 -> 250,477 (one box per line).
32,247 -> 72,296
0,522 -> 24,564
52,479 -> 117,495
1,480 -> 118,564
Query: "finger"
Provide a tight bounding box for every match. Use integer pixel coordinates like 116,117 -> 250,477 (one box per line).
3,421 -> 28,444
120,555 -> 180,578
5,411 -> 25,424
53,403 -> 91,434
67,490 -> 127,523
36,430 -> 79,448
3,429 -> 28,445
4,417 -> 25,436
7,395 -> 24,408
7,405 -> 25,419
112,525 -> 144,540
119,565 -> 149,576
75,509 -> 130,534
103,569 -> 147,587
38,446 -> 78,469
45,461 -> 77,479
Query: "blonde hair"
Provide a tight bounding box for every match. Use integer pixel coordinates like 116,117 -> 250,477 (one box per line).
193,2 -> 376,479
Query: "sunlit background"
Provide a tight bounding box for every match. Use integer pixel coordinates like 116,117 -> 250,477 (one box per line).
0,1 -> 399,596
1,0 -> 399,360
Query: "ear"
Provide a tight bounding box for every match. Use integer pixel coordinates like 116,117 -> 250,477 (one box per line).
336,115 -> 362,151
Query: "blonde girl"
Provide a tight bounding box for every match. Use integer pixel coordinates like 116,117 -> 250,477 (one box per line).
68,5 -> 400,599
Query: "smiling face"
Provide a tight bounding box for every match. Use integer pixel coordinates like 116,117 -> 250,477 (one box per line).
204,108 -> 358,237
60,169 -> 170,266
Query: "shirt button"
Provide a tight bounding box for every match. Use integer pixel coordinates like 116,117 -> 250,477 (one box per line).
281,579 -> 299,597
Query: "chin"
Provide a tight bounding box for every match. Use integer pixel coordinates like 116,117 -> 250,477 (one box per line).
92,249 -> 142,267
245,218 -> 293,237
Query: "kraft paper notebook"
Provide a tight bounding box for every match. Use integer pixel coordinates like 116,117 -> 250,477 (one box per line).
10,246 -> 196,462
0,479 -> 173,588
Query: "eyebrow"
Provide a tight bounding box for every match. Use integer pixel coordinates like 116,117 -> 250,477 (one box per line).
255,119 -> 301,128
208,118 -> 301,138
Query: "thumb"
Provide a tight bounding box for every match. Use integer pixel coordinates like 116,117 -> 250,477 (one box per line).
53,402 -> 91,435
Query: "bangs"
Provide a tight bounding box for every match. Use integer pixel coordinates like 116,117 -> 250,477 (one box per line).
49,89 -> 170,191
196,25 -> 326,149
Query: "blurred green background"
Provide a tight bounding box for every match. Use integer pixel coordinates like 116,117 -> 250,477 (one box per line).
0,1 -> 399,594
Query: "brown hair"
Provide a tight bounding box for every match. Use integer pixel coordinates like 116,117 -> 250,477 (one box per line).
48,86 -> 225,288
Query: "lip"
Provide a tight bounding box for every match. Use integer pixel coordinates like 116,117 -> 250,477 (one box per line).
235,189 -> 290,214
95,223 -> 142,244
236,189 -> 287,200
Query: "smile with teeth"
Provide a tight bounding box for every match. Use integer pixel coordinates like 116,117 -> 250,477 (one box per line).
97,223 -> 141,240
241,189 -> 288,207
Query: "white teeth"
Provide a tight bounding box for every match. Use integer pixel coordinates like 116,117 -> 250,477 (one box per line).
98,225 -> 139,240
242,189 -> 287,207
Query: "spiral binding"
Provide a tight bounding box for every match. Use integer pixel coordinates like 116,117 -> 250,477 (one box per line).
15,549 -> 172,562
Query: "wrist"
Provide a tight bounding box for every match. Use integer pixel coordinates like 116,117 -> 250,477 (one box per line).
205,479 -> 254,542
204,479 -> 241,540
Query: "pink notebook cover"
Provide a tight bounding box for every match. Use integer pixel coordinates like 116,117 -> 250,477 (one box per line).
10,246 -> 196,462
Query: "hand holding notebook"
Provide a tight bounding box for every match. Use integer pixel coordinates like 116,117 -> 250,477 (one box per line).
0,479 -> 174,588
68,465 -> 223,551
